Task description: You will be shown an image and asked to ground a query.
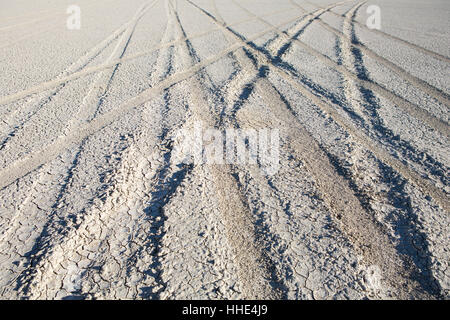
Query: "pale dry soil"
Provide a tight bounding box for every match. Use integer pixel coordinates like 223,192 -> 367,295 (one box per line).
0,0 -> 448,300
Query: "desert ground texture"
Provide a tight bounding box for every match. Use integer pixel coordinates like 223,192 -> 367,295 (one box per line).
0,0 -> 449,300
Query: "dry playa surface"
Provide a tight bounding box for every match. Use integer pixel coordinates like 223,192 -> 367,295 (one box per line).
0,0 -> 449,300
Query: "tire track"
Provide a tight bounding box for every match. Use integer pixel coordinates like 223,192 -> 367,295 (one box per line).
133,1 -> 243,299
208,0 -> 369,299
252,66 -> 430,299
337,1 -> 444,297
185,0 -> 443,298
267,1 -> 349,55
43,0 -> 249,299
1,0 -> 446,300
341,4 -> 448,297
0,0 -> 158,234
0,0 -> 304,300
213,1 -> 450,139
289,0 -> 450,109
0,1 -> 157,152
234,85 -> 373,299
211,0 -> 261,124
27,135 -> 177,299
335,2 -> 449,189
0,0 -> 160,298
77,2 -> 190,299
264,4 -> 450,138
341,1 -> 370,120
0,13 -> 306,191
24,4 -> 188,298
63,0 -> 159,134
189,0 -> 407,298
304,0 -> 450,63
204,0 -> 449,212
0,7 -> 303,108
0,129 -> 134,298
211,0 -> 299,99
0,0 -> 147,56
1,2 -> 446,216
228,0 -> 446,207
90,6 -> 182,298
181,0 -> 295,298
168,0 -> 282,299
219,1 -> 346,125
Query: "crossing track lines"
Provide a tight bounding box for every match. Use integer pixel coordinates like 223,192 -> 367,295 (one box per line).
303,0 -> 450,64
0,6 -> 304,108
0,12 -> 309,192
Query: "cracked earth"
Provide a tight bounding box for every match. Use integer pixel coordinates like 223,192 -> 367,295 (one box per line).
0,0 -> 449,299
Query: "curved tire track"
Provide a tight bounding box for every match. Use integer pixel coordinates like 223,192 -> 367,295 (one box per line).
204,0 -> 449,213
186,0 -> 445,299
304,0 -> 450,63
290,0 -> 450,109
